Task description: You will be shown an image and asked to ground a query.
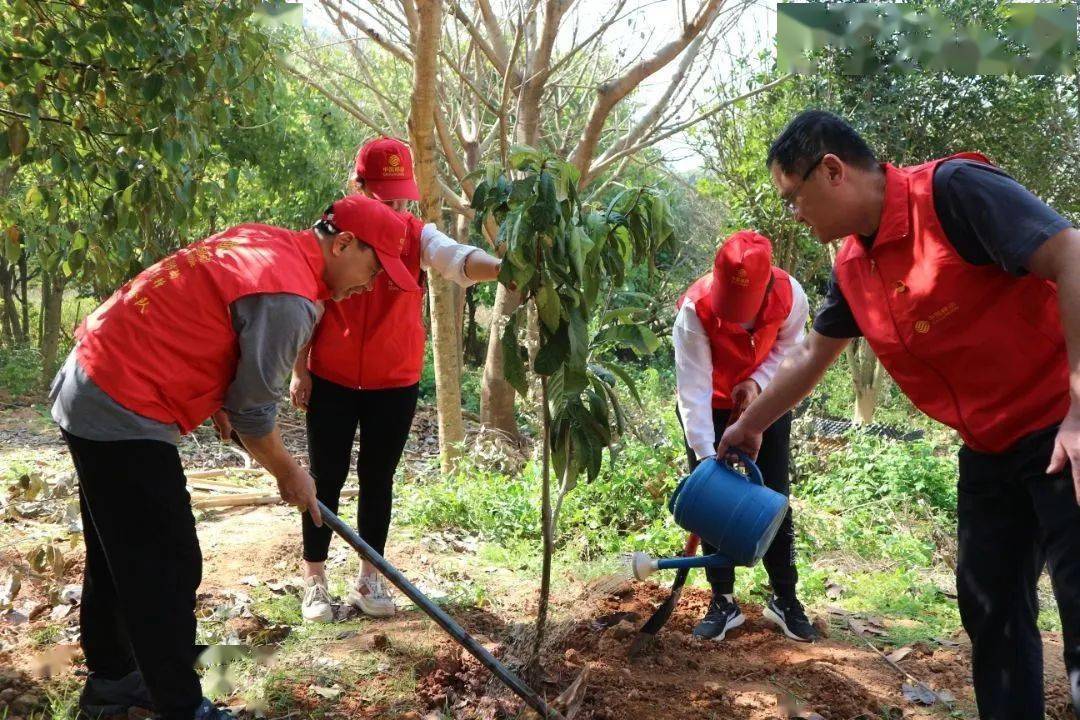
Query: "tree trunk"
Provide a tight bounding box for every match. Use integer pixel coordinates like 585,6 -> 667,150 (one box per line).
533,374 -> 553,662
464,285 -> 481,366
39,269 -> 66,387
410,0 -> 462,473
847,338 -> 884,424
428,277 -> 465,472
18,252 -> 29,340
480,283 -> 522,437
0,258 -> 20,345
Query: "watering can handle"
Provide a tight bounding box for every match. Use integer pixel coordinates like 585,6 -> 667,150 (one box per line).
723,449 -> 764,486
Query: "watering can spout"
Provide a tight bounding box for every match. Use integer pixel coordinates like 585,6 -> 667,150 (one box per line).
629,551 -> 735,580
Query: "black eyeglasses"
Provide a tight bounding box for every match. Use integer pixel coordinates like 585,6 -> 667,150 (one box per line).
781,154 -> 825,215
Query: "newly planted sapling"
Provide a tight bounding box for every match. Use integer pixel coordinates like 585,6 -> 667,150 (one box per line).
470,146 -> 675,662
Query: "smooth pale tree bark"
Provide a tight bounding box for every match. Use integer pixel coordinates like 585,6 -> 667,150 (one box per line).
847,338 -> 885,424
409,0 -> 464,473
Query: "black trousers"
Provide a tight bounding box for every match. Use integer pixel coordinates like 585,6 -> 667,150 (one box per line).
957,424 -> 1080,719
63,430 -> 202,720
301,374 -> 419,562
679,408 -> 797,598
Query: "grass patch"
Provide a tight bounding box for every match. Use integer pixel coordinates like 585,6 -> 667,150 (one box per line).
28,624 -> 63,648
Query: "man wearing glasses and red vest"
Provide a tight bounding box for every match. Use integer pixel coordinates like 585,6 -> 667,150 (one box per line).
720,110 -> 1080,719
49,195 -> 412,720
290,137 -> 503,623
675,230 -> 817,643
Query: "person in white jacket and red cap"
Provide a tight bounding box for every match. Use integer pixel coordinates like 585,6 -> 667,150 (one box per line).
674,230 -> 818,643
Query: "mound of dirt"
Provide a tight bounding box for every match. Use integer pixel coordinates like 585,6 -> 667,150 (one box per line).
415,583 -> 976,720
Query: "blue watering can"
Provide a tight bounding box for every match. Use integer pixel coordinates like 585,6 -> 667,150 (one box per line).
630,451 -> 789,580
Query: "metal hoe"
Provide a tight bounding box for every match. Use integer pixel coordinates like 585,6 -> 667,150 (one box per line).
224,431 -> 561,718
317,502 -> 565,720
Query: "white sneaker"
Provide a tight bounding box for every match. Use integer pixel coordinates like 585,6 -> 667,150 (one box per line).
301,576 -> 334,623
347,574 -> 396,617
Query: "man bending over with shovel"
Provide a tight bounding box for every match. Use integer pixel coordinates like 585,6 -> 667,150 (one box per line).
720,110 -> 1080,719
49,195 -> 413,720
674,230 -> 818,643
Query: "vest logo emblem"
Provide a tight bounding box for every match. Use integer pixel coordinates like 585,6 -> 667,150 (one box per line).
914,302 -> 959,335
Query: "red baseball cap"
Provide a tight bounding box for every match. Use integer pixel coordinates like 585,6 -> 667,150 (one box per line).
712,230 -> 773,323
354,137 -> 420,201
323,194 -> 420,292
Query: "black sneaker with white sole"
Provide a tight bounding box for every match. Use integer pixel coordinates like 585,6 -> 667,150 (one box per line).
763,594 -> 820,642
193,698 -> 237,720
691,595 -> 745,641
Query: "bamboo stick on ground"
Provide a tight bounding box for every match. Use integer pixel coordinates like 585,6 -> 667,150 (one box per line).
191,488 -> 358,510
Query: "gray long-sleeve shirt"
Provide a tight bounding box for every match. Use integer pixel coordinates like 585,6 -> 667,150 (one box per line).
50,293 -> 317,444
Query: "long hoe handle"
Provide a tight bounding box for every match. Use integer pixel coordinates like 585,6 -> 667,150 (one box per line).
317,502 -> 564,720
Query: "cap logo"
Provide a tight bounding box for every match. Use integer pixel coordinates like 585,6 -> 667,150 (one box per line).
383,153 -> 405,177
731,266 -> 750,288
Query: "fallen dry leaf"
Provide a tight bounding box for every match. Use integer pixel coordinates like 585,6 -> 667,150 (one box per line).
309,685 -> 343,700
901,682 -> 938,705
885,645 -> 913,664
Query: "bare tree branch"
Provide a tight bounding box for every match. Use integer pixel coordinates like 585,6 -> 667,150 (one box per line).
438,48 -> 500,115
516,0 -> 569,143
590,33 -> 705,173
568,0 -> 726,182
277,58 -> 385,135
397,0 -> 420,41
475,0 -> 512,65
499,12 -> 528,165
447,0 -> 507,74
321,0 -> 415,65
348,0 -> 413,48
584,72 -> 794,183
543,0 -> 627,81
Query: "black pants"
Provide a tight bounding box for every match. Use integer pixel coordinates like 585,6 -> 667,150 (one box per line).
679,408 -> 797,599
63,430 -> 202,720
301,374 -> 419,562
957,424 -> 1080,719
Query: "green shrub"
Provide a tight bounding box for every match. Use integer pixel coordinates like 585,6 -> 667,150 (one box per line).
796,432 -> 958,516
0,343 -> 42,397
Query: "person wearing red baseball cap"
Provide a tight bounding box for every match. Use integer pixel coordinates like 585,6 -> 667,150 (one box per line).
674,230 -> 817,643
48,195 -> 409,720
292,136 -> 504,623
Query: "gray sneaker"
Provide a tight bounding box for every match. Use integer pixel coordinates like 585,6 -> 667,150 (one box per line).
301,576 -> 334,623
346,574 -> 396,618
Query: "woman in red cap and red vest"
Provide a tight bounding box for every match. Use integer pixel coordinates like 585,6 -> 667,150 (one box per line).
49,196 -> 413,720
721,110 -> 1080,719
675,230 -> 817,643
292,137 -> 503,623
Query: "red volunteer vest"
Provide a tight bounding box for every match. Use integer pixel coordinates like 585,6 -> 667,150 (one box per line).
307,213 -> 426,389
834,153 -> 1069,453
677,268 -> 794,409
76,224 -> 328,434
